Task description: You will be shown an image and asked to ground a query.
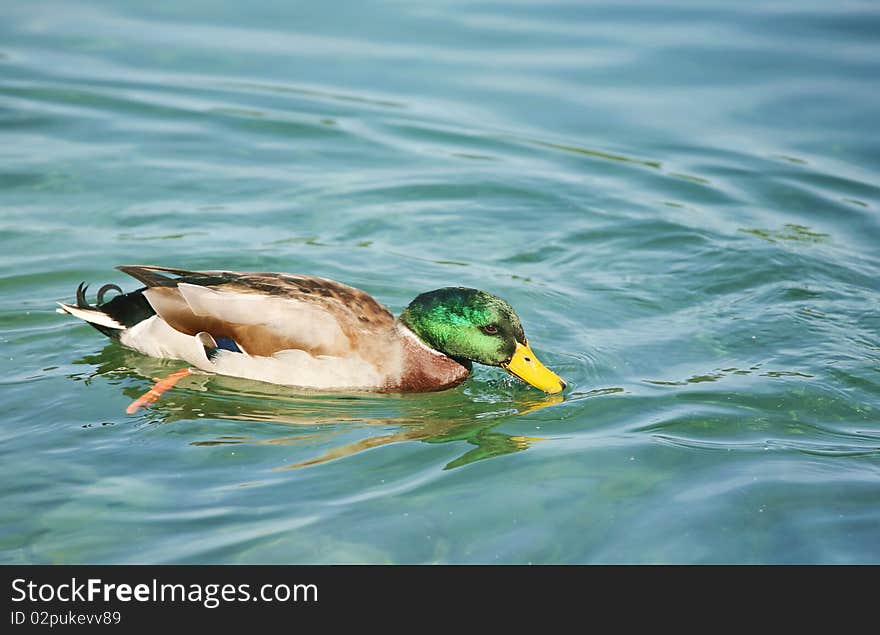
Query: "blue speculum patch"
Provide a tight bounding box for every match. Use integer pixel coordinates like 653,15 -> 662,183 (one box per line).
214,336 -> 242,353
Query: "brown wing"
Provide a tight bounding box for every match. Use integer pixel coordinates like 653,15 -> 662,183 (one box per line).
117,265 -> 396,357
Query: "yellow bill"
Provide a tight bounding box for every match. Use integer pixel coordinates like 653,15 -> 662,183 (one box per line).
502,341 -> 566,394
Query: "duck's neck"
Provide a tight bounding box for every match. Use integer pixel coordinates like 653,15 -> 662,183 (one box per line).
389,322 -> 471,392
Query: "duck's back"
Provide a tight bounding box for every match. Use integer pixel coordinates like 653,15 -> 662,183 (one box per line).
59,266 -> 406,391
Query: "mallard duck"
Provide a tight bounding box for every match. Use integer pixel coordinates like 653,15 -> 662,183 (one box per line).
57,265 -> 566,401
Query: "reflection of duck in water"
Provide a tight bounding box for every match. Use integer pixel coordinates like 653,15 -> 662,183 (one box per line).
58,266 -> 566,411
180,382 -> 561,472
74,347 -> 563,471
271,396 -> 562,471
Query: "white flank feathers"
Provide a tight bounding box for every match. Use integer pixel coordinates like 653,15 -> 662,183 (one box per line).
120,315 -> 386,390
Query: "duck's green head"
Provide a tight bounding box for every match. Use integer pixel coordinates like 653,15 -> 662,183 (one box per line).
400,287 -> 566,394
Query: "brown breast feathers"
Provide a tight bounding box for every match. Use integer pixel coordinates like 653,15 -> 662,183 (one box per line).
386,325 -> 471,393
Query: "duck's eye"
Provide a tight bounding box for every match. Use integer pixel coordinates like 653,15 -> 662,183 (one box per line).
481,324 -> 499,335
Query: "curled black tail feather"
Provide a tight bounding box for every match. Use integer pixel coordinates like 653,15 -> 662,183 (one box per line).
73,281 -> 156,338
97,283 -> 123,305
76,282 -> 90,309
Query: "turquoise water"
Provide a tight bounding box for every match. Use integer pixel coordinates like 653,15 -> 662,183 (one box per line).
2,0 -> 879,564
